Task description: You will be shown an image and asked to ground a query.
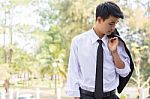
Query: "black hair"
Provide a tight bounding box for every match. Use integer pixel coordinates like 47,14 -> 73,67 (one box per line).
96,1 -> 124,21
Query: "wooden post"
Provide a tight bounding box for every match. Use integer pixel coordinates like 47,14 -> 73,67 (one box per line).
1,90 -> 6,99
9,89 -> 13,99
36,88 -> 40,99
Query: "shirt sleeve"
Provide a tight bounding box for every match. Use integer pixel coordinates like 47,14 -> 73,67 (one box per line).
115,41 -> 131,77
66,38 -> 80,97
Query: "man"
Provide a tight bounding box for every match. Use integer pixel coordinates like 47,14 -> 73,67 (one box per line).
3,79 -> 10,93
66,1 -> 134,99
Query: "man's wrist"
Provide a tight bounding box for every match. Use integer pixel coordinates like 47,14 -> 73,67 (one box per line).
74,97 -> 79,99
111,50 -> 118,55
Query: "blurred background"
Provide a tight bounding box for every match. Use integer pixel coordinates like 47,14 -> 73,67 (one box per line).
0,0 -> 150,99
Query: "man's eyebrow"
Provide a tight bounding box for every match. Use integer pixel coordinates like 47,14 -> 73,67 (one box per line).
110,22 -> 115,23
109,22 -> 115,24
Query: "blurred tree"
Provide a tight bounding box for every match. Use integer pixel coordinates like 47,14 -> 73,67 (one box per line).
37,0 -> 104,86
0,0 -> 39,87
118,0 -> 150,97
38,0 -> 150,90
0,0 -> 149,95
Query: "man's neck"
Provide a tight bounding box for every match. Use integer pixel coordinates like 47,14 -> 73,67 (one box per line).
93,26 -> 104,39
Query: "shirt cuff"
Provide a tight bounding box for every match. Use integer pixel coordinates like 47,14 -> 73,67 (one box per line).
115,60 -> 131,77
66,90 -> 80,97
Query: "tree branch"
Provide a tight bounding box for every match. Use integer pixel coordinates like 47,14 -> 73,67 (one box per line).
131,77 -> 137,82
141,77 -> 150,88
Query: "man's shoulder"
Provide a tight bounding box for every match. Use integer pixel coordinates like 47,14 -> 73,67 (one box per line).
72,29 -> 91,42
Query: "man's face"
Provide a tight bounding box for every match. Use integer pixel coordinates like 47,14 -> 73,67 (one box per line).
100,16 -> 119,35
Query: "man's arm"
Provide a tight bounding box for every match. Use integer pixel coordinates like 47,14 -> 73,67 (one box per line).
108,37 -> 125,68
108,37 -> 131,77
66,38 -> 80,97
111,50 -> 125,69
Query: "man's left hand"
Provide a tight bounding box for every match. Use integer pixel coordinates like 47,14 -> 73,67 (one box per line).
108,37 -> 119,53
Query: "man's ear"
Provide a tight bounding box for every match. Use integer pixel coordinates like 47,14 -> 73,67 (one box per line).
97,17 -> 103,23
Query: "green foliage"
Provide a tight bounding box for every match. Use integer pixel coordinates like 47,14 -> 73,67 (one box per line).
120,94 -> 127,99
0,47 -> 4,63
10,0 -> 30,5
0,0 -> 149,90
37,0 -> 150,88
9,45 -> 36,74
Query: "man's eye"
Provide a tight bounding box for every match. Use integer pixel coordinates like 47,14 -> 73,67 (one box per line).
109,23 -> 115,26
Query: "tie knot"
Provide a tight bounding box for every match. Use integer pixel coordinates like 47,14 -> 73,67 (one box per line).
97,40 -> 102,45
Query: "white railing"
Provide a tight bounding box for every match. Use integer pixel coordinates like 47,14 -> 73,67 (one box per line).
0,88 -> 41,99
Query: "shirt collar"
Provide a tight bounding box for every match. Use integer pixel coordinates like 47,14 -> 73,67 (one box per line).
91,28 -> 108,46
91,28 -> 99,44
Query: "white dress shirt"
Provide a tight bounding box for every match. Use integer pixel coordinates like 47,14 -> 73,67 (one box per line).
66,29 -> 131,97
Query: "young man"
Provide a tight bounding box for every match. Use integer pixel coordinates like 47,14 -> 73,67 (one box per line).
66,1 -> 134,99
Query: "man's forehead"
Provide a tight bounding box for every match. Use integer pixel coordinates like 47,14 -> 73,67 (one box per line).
107,16 -> 119,23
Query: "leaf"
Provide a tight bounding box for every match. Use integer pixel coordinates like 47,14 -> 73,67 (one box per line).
10,0 -> 30,5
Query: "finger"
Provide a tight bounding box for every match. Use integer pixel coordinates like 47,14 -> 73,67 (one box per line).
111,37 -> 118,40
109,37 -> 118,43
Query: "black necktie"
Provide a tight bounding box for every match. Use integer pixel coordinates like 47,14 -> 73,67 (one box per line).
95,40 -> 103,99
